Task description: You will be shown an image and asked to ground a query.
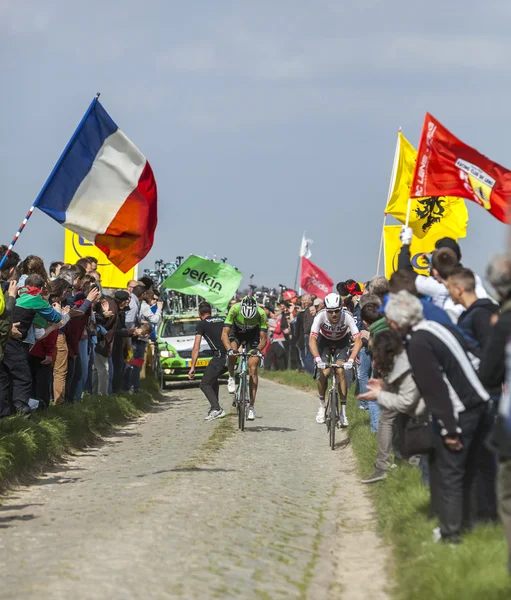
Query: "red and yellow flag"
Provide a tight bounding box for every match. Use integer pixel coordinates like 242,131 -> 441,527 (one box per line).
411,113 -> 511,223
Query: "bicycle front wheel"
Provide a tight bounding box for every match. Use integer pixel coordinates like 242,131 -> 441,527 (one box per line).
239,373 -> 247,431
329,388 -> 337,450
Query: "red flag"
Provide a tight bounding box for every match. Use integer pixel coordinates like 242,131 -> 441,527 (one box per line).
411,113 -> 511,223
300,257 -> 333,299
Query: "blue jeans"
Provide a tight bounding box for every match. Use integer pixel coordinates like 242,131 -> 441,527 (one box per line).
369,401 -> 381,432
74,338 -> 89,401
300,335 -> 314,375
357,347 -> 371,410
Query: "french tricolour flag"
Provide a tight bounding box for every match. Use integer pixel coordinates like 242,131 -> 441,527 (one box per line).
37,97 -> 157,273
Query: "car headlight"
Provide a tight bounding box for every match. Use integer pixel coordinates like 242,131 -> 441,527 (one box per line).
160,350 -> 175,358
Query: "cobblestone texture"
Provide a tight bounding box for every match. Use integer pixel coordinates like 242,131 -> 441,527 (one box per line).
0,380 -> 389,599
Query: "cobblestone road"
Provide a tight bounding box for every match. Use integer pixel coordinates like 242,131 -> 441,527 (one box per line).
0,380 -> 389,600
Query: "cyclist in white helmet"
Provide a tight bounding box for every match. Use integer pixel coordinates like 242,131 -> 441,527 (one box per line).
221,296 -> 268,420
309,292 -> 362,426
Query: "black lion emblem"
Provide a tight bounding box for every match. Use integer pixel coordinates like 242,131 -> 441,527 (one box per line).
414,196 -> 446,233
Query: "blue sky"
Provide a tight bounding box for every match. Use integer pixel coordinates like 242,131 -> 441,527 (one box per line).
1,0 -> 509,288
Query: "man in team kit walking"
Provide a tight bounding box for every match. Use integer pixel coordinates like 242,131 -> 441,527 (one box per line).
309,293 -> 363,426
188,302 -> 228,421
221,296 -> 268,421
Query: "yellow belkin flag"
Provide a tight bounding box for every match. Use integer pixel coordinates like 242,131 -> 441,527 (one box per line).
384,224 -> 457,279
384,132 -> 469,240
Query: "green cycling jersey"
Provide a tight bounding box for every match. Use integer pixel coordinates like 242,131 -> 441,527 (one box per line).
224,303 -> 268,332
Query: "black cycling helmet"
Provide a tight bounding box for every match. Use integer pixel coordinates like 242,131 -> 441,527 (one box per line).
240,296 -> 258,319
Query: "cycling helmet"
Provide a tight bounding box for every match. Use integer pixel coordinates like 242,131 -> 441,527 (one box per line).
324,293 -> 342,311
240,296 -> 258,319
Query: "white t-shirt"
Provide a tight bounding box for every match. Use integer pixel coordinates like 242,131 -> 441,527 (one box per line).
310,309 -> 360,341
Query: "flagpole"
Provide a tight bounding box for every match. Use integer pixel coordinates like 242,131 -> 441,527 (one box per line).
294,230 -> 305,291
0,93 -> 101,270
376,214 -> 387,275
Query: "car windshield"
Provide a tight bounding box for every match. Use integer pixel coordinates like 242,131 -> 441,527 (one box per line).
161,319 -> 199,338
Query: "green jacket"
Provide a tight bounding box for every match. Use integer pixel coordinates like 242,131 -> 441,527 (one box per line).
369,316 -> 389,337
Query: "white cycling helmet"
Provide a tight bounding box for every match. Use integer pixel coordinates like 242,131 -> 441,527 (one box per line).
324,292 -> 342,311
240,296 -> 258,319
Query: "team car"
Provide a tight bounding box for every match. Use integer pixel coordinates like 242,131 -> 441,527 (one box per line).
153,313 -> 226,388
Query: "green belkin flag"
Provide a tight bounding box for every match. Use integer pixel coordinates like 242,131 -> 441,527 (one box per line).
162,255 -> 242,311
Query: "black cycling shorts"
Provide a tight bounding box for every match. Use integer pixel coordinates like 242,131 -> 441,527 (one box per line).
228,326 -> 260,350
317,335 -> 350,364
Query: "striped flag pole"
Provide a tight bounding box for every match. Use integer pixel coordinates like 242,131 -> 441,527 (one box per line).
0,206 -> 37,269
0,92 -> 101,271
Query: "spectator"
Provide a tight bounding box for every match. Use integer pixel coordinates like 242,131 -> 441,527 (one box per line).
398,234 -> 493,323
479,254 -> 511,391
49,261 -> 63,280
295,294 -> 314,374
313,297 -> 324,311
111,291 -> 132,394
358,329 -> 424,483
0,274 -> 62,416
28,278 -> 71,408
385,291 -> 490,543
19,255 -> 49,287
126,288 -> 162,392
356,293 -> 382,411
76,257 -> 93,273
94,295 -> 119,395
65,277 -> 101,402
366,276 -> 390,304
270,307 -> 289,371
84,256 -> 98,271
360,301 -> 387,432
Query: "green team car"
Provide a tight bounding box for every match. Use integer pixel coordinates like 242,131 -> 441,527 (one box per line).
153,313 -> 226,388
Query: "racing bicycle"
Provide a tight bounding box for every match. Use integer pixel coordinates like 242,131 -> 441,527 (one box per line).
233,350 -> 264,431
315,359 -> 350,450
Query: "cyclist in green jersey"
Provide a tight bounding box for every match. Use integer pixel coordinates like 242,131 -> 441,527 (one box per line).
221,296 -> 268,420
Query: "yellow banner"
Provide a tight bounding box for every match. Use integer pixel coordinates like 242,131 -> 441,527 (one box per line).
384,225 -> 456,279
64,229 -> 136,289
384,132 -> 468,240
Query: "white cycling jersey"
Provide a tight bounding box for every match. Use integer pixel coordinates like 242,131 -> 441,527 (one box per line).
310,309 -> 360,342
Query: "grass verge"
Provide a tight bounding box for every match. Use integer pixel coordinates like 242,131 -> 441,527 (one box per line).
261,370 -> 511,600
0,380 -> 157,492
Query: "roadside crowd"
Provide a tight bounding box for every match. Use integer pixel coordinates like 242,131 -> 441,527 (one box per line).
0,246 -> 163,417
342,234 -> 511,568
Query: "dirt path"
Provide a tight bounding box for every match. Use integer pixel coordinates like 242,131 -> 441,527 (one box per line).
0,380 -> 390,599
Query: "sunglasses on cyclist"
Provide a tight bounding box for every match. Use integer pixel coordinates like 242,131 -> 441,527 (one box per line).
327,309 -> 341,315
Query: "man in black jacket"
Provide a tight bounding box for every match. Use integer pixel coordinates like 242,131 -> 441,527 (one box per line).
447,266 -> 500,521
385,291 -> 490,543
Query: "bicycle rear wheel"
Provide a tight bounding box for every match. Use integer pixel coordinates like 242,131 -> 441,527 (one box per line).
329,388 -> 337,450
238,372 -> 247,431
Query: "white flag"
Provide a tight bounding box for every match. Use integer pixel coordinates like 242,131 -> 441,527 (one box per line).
299,234 -> 313,259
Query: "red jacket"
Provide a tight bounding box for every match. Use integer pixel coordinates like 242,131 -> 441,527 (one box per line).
30,329 -> 59,360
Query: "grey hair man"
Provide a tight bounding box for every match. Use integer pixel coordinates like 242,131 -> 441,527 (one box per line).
386,290 -> 489,544
359,292 -> 382,310
480,255 -> 511,390
366,276 -> 389,304
486,254 -> 511,301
